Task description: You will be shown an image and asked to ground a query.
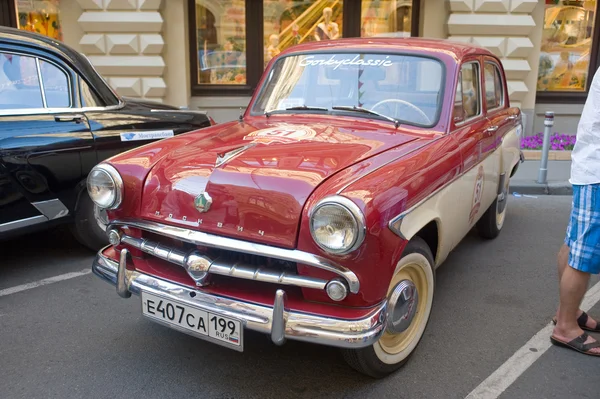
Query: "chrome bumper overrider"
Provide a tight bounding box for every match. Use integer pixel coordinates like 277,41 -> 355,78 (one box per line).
92,247 -> 387,349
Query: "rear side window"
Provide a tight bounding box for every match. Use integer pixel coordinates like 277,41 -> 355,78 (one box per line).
484,62 -> 503,110
453,61 -> 481,123
0,53 -> 43,109
39,59 -> 70,108
0,52 -> 71,111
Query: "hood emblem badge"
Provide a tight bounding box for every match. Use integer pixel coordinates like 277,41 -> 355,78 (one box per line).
194,192 -> 212,213
215,143 -> 257,167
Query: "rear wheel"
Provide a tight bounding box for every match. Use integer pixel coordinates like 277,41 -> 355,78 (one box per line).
341,237 -> 435,378
70,190 -> 109,251
477,174 -> 509,239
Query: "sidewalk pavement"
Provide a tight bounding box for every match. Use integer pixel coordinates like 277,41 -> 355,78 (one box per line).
509,160 -> 572,196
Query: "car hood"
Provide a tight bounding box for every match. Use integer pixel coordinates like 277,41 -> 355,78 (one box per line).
135,117 -> 419,248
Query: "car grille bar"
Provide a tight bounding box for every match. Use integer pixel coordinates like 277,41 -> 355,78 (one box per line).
107,218 -> 360,293
119,232 -> 328,290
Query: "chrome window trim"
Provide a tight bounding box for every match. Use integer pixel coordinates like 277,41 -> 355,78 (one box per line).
0,50 -> 124,116
0,50 -> 78,113
0,103 -> 124,117
308,195 -> 366,255
454,60 -> 483,127
35,58 -> 47,108
107,218 -> 361,294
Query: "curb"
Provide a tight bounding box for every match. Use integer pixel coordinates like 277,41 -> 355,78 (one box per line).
509,180 -> 572,196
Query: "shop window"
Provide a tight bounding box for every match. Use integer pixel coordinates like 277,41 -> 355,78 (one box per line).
361,0 -> 414,38
16,0 -> 63,41
0,52 -> 44,109
189,0 -> 421,96
195,0 -> 246,85
538,0 -> 597,92
484,62 -> 503,110
263,1 -> 343,66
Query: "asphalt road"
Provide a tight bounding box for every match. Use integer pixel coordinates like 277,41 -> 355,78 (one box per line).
2,195 -> 600,399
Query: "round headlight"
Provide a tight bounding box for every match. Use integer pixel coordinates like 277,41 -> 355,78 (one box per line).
87,164 -> 123,210
309,196 -> 365,254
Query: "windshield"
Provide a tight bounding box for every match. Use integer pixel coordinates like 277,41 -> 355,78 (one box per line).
251,52 -> 444,126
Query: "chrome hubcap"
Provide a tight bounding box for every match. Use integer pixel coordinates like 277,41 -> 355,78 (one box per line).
386,280 -> 419,334
94,205 -> 109,232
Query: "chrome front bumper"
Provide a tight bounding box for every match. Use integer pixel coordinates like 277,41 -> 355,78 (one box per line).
92,247 -> 387,349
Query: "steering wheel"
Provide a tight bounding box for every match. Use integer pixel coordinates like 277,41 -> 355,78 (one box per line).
370,99 -> 431,125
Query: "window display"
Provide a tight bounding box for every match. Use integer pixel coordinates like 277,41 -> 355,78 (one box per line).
361,0 -> 413,38
537,0 -> 597,92
15,0 -> 63,41
263,1 -> 343,66
195,0 -> 246,85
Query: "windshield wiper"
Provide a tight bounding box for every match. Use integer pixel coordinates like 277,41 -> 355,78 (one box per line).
331,105 -> 401,128
265,105 -> 328,117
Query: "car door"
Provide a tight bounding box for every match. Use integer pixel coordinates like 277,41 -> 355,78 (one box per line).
0,50 -> 95,233
482,57 -> 513,192
450,58 -> 490,244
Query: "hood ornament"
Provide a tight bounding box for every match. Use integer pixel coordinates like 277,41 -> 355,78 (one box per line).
215,143 -> 257,168
194,192 -> 212,213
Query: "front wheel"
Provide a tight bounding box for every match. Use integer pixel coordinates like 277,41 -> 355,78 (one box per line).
341,237 -> 435,378
70,190 -> 109,251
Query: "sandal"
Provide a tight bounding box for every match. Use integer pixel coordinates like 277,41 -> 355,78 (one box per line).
551,311 -> 600,332
550,332 -> 600,356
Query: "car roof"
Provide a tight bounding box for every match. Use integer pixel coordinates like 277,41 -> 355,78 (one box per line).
278,37 -> 495,63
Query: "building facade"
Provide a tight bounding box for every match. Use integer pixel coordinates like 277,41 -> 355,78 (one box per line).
1,0 -> 597,136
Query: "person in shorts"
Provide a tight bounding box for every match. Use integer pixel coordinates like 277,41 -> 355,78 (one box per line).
551,67 -> 600,356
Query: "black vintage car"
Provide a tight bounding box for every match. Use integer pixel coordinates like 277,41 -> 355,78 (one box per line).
0,27 -> 213,250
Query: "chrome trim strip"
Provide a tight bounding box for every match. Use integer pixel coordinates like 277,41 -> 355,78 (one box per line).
108,219 -> 360,294
92,249 -> 386,349
31,199 -> 69,220
0,215 -> 47,233
118,232 -> 329,290
35,58 -> 47,108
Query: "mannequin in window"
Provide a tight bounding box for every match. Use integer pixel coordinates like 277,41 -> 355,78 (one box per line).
314,7 -> 340,41
265,33 -> 281,64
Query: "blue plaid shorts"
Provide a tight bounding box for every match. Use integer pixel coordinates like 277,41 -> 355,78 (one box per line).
565,184 -> 600,274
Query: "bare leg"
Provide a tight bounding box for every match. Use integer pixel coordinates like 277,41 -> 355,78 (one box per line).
555,244 -> 597,329
552,266 -> 600,353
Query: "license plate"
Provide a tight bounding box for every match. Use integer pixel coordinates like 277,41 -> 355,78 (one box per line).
141,291 -> 243,351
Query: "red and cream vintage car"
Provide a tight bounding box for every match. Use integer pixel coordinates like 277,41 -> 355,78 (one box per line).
89,38 -> 523,378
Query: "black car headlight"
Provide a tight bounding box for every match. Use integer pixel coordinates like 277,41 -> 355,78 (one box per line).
309,196 -> 366,254
87,163 -> 123,210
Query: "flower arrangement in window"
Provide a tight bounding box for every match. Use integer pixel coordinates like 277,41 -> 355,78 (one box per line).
17,0 -> 63,41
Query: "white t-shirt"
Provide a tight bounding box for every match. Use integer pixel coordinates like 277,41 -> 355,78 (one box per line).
571,66 -> 600,185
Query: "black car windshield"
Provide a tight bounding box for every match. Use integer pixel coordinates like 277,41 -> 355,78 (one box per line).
251,52 -> 444,126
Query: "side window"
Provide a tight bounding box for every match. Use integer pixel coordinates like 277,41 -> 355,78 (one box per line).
0,53 -> 44,109
484,62 -> 503,110
39,60 -> 70,108
80,77 -> 103,108
453,62 -> 481,123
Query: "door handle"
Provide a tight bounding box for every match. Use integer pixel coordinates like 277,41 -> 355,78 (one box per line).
485,125 -> 499,132
54,114 -> 84,123
506,115 -> 518,121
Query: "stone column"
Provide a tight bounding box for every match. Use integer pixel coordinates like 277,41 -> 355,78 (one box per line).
447,0 -> 540,134
76,0 -> 166,103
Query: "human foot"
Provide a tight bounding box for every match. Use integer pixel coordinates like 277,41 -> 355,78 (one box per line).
550,331 -> 600,356
552,310 -> 600,332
